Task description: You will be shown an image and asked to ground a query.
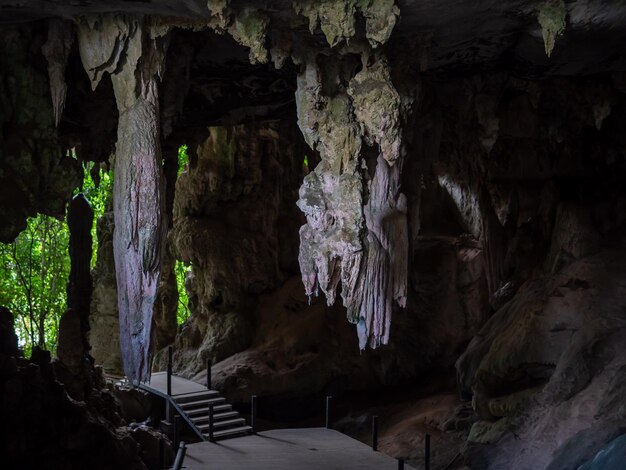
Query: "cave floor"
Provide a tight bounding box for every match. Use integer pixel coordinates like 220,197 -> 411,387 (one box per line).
183,428 -> 415,469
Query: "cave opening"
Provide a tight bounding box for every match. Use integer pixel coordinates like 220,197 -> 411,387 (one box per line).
1,2 -> 626,470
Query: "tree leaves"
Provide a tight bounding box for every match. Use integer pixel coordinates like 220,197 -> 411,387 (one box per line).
0,161 -> 111,356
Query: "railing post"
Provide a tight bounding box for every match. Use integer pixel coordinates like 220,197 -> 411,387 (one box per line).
325,395 -> 332,429
397,458 -> 405,470
167,346 -> 173,396
159,437 -> 165,470
172,441 -> 187,470
372,415 -> 379,451
174,414 -> 181,449
166,346 -> 173,422
208,402 -> 215,442
206,358 -> 212,390
251,395 -> 257,433
425,433 -> 431,470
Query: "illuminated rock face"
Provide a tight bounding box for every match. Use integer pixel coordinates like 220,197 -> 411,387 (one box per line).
78,16 -> 168,383
295,54 -> 408,350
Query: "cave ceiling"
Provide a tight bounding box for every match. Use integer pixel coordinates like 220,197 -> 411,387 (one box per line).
1,0 -> 626,77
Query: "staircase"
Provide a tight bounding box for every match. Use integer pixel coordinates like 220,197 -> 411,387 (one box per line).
174,390 -> 252,440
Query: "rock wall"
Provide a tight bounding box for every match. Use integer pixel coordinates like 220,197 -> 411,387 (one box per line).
0,308 -> 173,470
90,212 -> 123,375
412,74 -> 626,468
0,24 -> 81,243
162,120 -> 308,376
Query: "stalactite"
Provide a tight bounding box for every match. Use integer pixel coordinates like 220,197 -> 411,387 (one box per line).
293,0 -> 399,47
78,15 -> 168,383
537,0 -> 567,57
41,19 -> 74,127
294,47 -> 408,349
295,56 -> 364,309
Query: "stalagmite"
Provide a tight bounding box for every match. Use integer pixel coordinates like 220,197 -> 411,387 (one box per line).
78,16 -> 168,383
66,193 -> 94,350
55,193 -> 95,400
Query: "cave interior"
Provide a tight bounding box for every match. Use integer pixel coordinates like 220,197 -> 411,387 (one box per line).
1,1 -> 626,469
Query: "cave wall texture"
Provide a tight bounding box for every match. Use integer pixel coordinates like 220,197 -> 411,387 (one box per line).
1,0 -> 626,469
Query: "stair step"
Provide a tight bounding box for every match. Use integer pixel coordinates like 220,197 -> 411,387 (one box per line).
174,390 -> 219,404
197,418 -> 246,431
187,404 -> 232,417
192,411 -> 239,423
179,397 -> 225,409
207,425 -> 253,439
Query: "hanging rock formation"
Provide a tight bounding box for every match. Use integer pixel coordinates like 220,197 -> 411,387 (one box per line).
292,5 -> 409,349
537,0 -> 567,57
41,19 -> 74,127
78,16 -> 168,383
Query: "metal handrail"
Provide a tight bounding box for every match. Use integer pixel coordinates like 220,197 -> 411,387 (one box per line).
172,441 -> 187,470
137,383 -> 206,441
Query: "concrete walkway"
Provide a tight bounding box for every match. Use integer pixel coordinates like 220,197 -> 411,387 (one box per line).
147,371 -> 207,396
184,428 -> 415,469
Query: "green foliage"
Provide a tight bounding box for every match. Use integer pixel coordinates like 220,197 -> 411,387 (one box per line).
175,144 -> 192,325
76,161 -> 113,268
0,159 -> 112,356
177,144 -> 189,177
175,260 -> 191,325
0,215 -> 69,356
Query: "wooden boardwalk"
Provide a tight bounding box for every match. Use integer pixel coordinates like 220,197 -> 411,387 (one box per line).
184,428 -> 416,470
143,373 -> 415,468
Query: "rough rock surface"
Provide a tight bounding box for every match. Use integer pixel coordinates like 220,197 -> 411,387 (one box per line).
54,195 -> 93,401
1,2 -> 626,469
89,212 -> 124,375
77,15 -> 169,383
458,252 -> 626,469
295,51 -> 409,350
41,19 -> 74,127
0,24 -> 82,243
161,120 -> 307,375
0,312 -> 172,470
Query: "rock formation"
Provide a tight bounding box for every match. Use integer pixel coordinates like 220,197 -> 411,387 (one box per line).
89,212 -> 124,374
54,193 -> 94,401
295,52 -> 409,350
164,120 -> 308,375
0,308 -> 173,470
77,16 -> 169,383
1,1 -> 626,469
0,24 -> 82,243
